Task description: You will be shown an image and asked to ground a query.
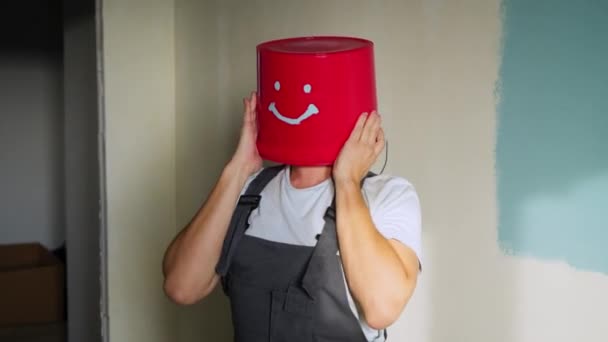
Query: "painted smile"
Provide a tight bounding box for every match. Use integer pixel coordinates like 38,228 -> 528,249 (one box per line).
268,102 -> 319,125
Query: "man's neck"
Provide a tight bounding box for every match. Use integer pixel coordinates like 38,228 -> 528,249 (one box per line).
289,165 -> 332,189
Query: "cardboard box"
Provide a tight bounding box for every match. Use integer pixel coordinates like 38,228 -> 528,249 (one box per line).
0,242 -> 65,326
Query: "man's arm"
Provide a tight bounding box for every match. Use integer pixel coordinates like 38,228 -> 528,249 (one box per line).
162,92 -> 262,305
162,162 -> 250,305
332,111 -> 420,329
335,179 -> 419,330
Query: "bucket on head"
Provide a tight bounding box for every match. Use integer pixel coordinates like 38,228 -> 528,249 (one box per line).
256,36 -> 377,166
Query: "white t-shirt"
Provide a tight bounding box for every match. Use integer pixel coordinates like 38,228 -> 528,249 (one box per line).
240,166 -> 422,342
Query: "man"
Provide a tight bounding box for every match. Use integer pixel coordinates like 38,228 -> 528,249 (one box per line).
162,89 -> 422,341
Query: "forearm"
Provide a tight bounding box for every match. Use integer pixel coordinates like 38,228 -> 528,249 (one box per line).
162,162 -> 250,304
335,179 -> 414,329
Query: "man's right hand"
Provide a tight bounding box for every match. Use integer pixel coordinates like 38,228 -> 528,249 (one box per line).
229,91 -> 263,178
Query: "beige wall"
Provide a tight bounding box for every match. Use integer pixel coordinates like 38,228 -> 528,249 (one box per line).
102,1 -> 177,341
105,1 -> 608,341
103,0 -> 504,340
174,0 -> 234,341
173,0 -> 503,341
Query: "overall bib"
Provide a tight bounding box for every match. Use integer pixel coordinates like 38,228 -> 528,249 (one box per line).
216,166 -> 387,342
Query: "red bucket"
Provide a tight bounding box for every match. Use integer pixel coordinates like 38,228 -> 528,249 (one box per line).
256,36 -> 377,166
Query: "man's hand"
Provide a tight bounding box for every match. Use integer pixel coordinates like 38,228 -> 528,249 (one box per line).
229,91 -> 263,178
333,111 -> 384,183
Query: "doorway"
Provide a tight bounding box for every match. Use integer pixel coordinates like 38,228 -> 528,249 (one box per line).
0,1 -> 104,341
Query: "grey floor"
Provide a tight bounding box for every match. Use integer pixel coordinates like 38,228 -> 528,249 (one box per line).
0,322 -> 65,342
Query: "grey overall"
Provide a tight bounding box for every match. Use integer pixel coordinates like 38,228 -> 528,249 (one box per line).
216,166 -> 387,342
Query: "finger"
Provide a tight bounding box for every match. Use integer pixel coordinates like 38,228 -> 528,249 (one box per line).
250,91 -> 257,112
362,111 -> 381,144
374,128 -> 385,156
243,92 -> 258,122
243,97 -> 253,123
243,97 -> 249,118
348,112 -> 368,141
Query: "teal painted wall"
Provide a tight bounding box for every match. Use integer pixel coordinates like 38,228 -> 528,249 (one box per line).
497,0 -> 608,273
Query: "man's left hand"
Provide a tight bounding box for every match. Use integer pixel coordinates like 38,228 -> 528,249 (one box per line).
333,111 -> 385,183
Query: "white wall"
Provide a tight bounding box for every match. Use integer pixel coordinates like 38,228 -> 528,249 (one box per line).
0,3 -> 65,249
102,1 -> 178,341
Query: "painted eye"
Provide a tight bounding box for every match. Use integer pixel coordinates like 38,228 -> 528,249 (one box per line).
274,81 -> 281,91
303,84 -> 312,94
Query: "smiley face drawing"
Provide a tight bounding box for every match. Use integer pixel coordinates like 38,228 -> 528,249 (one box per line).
268,80 -> 319,125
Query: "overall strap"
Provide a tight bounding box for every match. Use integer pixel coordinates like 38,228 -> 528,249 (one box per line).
301,171 -> 376,291
215,165 -> 284,277
301,171 -> 388,340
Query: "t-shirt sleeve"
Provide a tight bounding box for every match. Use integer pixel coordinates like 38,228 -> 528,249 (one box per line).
368,176 -> 423,269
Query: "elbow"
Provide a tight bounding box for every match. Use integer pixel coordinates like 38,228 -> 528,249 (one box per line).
363,291 -> 412,330
364,308 -> 399,331
163,275 -> 209,306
